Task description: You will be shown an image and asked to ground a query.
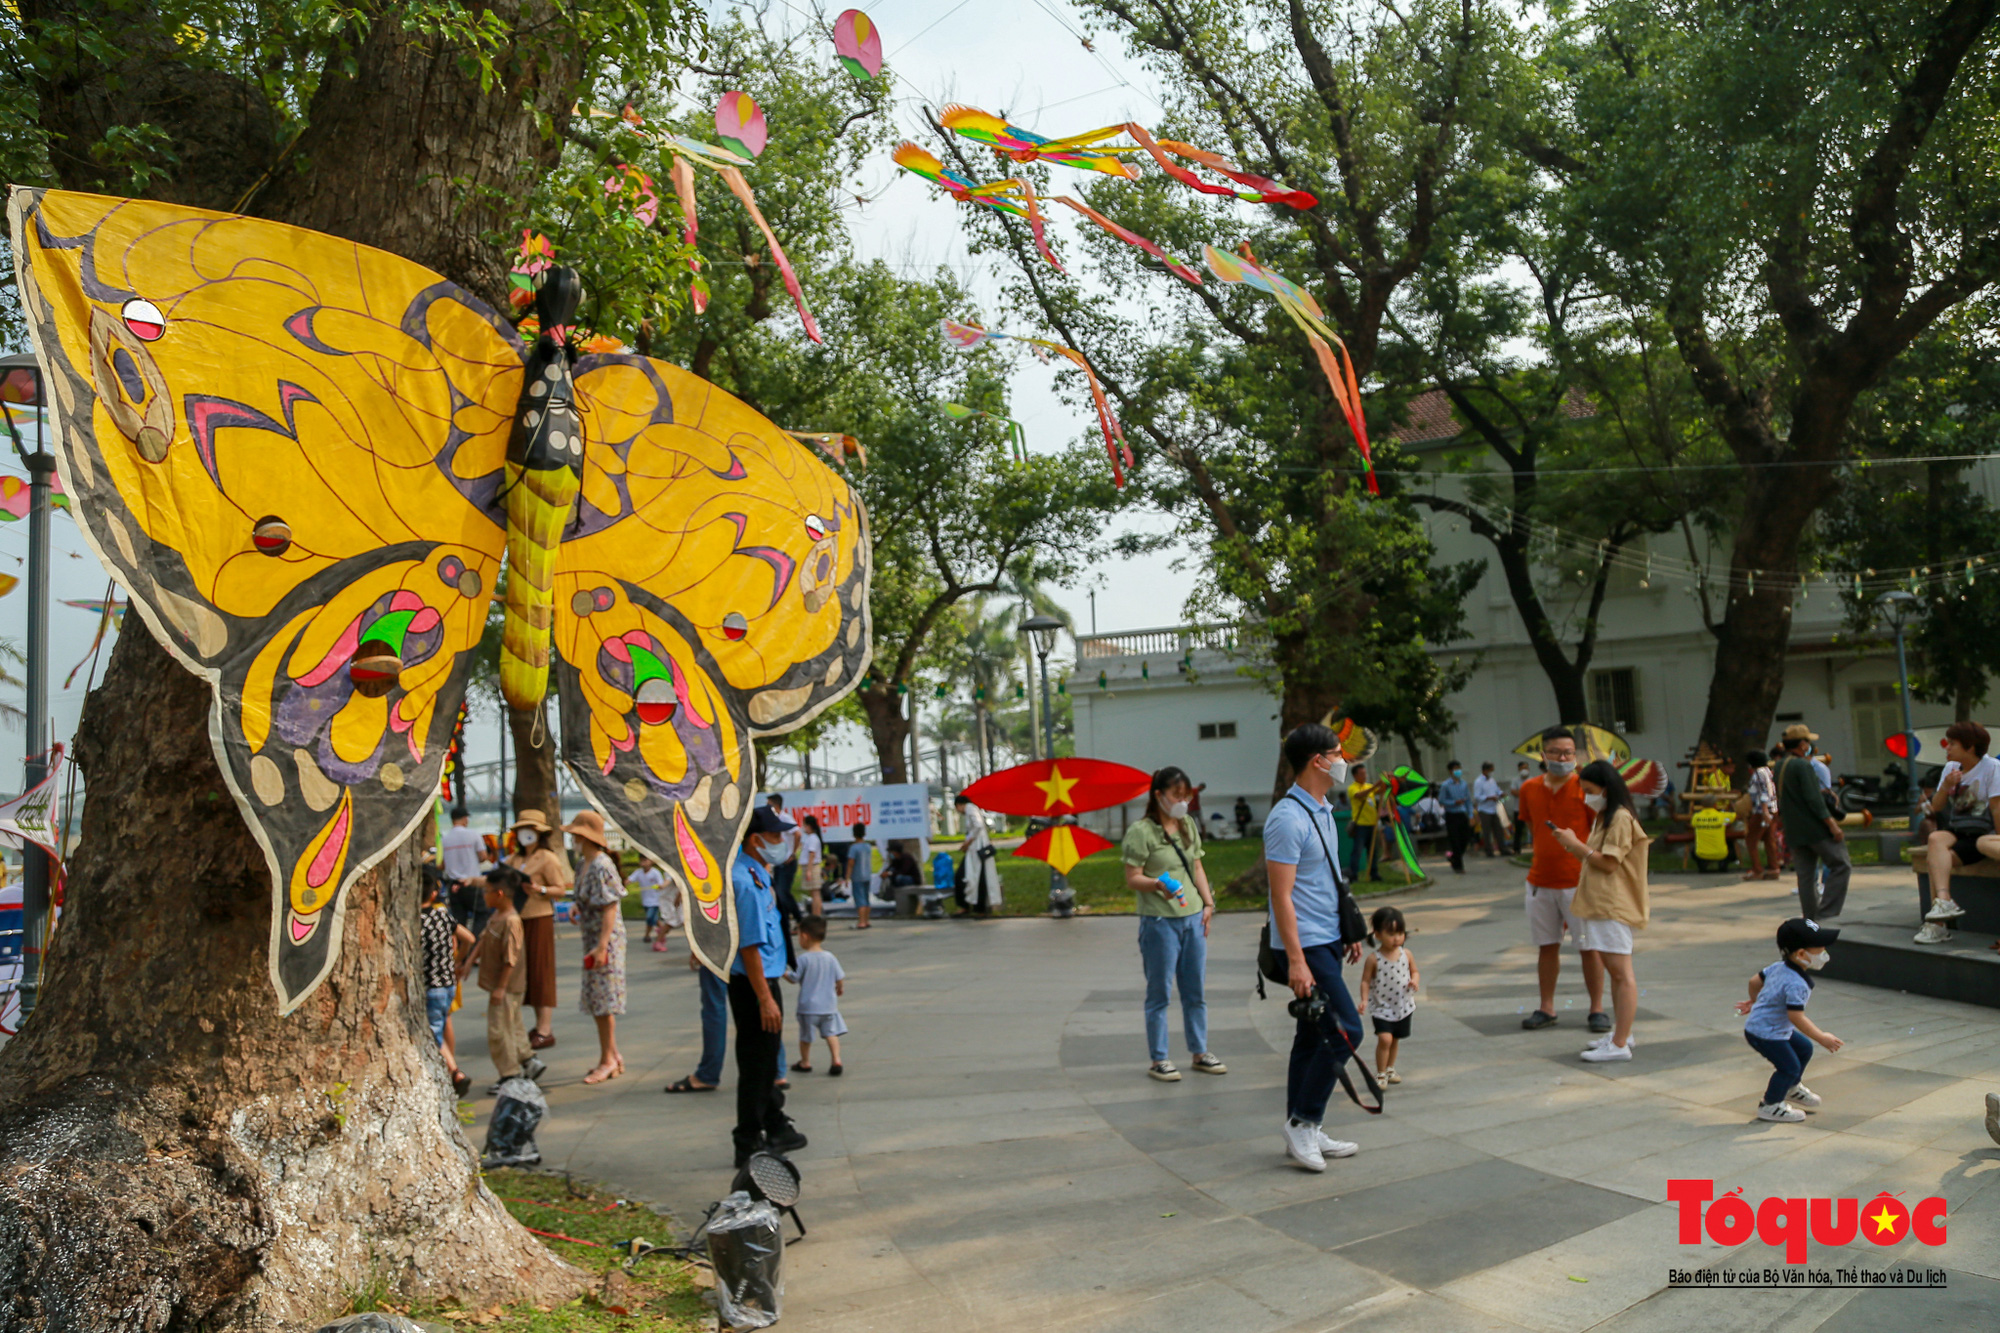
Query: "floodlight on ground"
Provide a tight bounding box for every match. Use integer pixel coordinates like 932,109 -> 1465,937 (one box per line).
732,1149 -> 806,1239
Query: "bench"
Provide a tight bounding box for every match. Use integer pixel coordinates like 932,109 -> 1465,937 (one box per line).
1913,854 -> 2000,934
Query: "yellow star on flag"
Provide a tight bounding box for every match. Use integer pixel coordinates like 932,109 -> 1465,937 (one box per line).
1867,1206 -> 1901,1237
1035,763 -> 1080,811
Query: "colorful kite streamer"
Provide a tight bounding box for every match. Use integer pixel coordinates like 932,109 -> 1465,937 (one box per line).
940,320 -> 1132,486
942,402 -> 1027,462
938,106 -> 1317,209
784,431 -> 867,467
1204,244 -> 1377,494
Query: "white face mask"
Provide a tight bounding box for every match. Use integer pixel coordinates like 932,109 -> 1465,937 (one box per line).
1164,799 -> 1190,820
1547,759 -> 1576,778
517,830 -> 537,846
1802,949 -> 1829,971
1323,756 -> 1350,787
1583,793 -> 1606,812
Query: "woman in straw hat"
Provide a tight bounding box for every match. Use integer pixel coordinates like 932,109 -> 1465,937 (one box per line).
566,808 -> 628,1083
508,809 -> 572,1049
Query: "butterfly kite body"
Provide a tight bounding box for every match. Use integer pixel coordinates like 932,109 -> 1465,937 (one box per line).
9,188 -> 872,1012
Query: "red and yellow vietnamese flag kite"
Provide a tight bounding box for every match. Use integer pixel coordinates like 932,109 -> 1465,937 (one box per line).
1014,823 -> 1115,876
959,758 -> 1150,818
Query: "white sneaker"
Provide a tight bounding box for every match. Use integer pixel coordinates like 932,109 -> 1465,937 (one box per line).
1787,1083 -> 1822,1109
1314,1127 -> 1359,1158
1925,899 -> 1964,921
1282,1117 -> 1327,1172
1757,1101 -> 1807,1123
1939,899 -> 1967,918
1913,921 -> 1953,944
1580,1041 -> 1633,1062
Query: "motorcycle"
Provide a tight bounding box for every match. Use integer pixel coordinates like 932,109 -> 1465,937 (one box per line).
1835,762 -> 1922,816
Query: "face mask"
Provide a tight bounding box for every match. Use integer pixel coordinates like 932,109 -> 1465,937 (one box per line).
517,830 -> 537,846
1547,759 -> 1576,778
1803,950 -> 1829,971
1324,757 -> 1350,787
1584,793 -> 1606,812
1450,769 -> 1462,779
1164,799 -> 1190,820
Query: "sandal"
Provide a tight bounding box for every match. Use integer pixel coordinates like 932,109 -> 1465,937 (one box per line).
663,1076 -> 717,1094
583,1062 -> 619,1085
790,1061 -> 813,1073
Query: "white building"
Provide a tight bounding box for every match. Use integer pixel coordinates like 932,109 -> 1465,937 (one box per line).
1073,400 -> 1981,833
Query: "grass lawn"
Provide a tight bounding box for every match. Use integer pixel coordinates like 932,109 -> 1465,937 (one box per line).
352,1168 -> 712,1330
992,836 -> 1428,916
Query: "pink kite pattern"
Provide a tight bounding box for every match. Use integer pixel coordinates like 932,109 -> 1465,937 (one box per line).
833,9 -> 882,80
714,92 -> 768,159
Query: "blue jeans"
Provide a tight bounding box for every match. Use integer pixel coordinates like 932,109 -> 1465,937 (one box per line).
1138,914 -> 1208,1062
697,967 -> 729,1085
1287,944 -> 1364,1125
1746,1029 -> 1813,1106
425,986 -> 453,1046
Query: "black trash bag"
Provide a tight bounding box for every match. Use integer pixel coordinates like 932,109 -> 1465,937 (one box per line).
707,1190 -> 783,1328
481,1076 -> 546,1169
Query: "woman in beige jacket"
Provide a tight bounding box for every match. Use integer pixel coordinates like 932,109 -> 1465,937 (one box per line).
1552,760 -> 1651,1065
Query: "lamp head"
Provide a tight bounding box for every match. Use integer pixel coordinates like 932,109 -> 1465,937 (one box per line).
1019,613 -> 1064,657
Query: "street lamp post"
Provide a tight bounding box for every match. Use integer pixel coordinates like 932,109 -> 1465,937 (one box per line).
1875,591 -> 1923,852
1020,615 -> 1062,761
1019,614 -> 1068,915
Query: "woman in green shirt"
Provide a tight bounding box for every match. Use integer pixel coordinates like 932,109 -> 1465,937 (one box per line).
1122,766 -> 1225,1082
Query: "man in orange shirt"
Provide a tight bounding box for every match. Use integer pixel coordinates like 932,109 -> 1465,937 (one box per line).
1517,727 -> 1608,1033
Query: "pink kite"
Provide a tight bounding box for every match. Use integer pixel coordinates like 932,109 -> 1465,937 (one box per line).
833,9 -> 882,80
714,92 -> 768,159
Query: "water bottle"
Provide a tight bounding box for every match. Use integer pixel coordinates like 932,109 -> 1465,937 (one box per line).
1158,872 -> 1188,910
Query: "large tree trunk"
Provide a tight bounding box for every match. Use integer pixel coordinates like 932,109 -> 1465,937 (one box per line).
0,628 -> 579,1330
860,686 -> 910,784
0,5 -> 591,1326
507,701 -> 562,823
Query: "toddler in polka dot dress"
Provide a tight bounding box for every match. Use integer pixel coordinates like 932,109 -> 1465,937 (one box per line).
1358,905 -> 1418,1085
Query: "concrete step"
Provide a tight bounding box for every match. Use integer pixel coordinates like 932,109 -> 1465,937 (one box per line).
1819,917 -> 2000,1009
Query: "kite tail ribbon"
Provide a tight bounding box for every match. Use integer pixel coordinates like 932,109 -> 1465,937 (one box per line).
1126,123 -> 1319,210
1055,196 -> 1202,286
717,166 -> 821,343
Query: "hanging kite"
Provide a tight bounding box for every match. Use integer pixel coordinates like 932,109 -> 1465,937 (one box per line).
1205,244 -> 1378,495
713,92 -> 768,159
895,140 -> 1201,285
1619,758 -> 1667,799
959,758 -> 1150,818
13,187 -> 872,1012
940,320 -> 1132,486
0,474 -> 65,520
938,106 -> 1317,209
61,596 -> 127,687
832,9 -> 883,80
1014,822 -> 1115,876
785,431 -> 866,467
577,105 -> 822,341
942,402 -> 1028,462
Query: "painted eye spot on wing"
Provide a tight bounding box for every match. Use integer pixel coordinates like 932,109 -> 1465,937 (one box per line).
634,676 -> 677,726
348,648 -> 403,698
804,514 -> 827,541
570,586 -> 617,616
121,298 -> 166,342
721,611 -> 749,641
437,554 -> 483,598
253,516 -> 292,556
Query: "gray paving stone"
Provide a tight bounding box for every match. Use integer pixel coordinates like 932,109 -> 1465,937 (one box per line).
1333,1179 -> 1651,1288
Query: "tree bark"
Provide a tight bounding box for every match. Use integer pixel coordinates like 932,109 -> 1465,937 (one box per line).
0,6 -> 592,1326
860,686 -> 910,785
0,627 -> 579,1331
507,701 -> 562,823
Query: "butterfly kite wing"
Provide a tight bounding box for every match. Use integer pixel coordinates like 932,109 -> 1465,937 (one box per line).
555,355 -> 871,976
9,187 -> 516,1012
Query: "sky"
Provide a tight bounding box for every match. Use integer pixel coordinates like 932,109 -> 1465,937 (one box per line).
0,0 -> 1211,794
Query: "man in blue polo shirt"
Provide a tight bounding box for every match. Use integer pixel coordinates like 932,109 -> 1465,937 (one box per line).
1264,723 -> 1366,1172
1437,761 -> 1473,873
730,807 -> 808,1167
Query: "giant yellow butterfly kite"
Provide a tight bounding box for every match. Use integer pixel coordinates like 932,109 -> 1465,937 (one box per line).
8,188 -> 872,1012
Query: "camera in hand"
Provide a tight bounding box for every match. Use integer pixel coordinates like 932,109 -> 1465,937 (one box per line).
1287,986 -> 1329,1025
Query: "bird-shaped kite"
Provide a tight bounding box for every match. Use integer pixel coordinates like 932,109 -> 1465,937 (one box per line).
939,106 -> 1317,209
1205,244 -> 1378,495
940,320 -> 1132,486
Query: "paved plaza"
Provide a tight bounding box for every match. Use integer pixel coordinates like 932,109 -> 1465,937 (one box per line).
491,854 -> 2000,1331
